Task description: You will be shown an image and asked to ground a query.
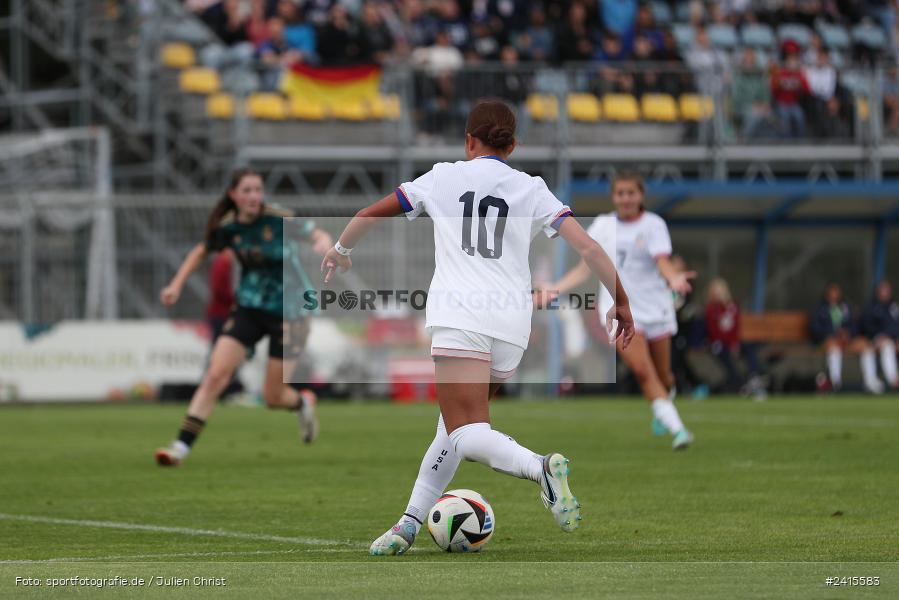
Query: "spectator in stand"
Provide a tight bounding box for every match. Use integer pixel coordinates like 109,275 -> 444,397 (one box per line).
656,28 -> 691,97
593,32 -> 632,95
556,2 -> 595,63
634,2 -> 664,52
317,5 -> 367,65
720,0 -> 753,24
437,0 -> 471,52
513,6 -> 555,62
359,1 -> 395,65
866,0 -> 897,54
810,282 -> 884,393
861,280 -> 899,390
631,33 -> 662,97
411,29 -> 464,135
771,41 -> 811,138
470,19 -> 502,61
731,47 -> 774,140
600,0 -> 638,53
201,0 -> 256,70
686,27 -> 727,141
281,2 -> 317,61
704,278 -> 767,398
804,47 -> 839,137
670,255 -> 709,399
246,0 -> 273,49
883,63 -> 899,135
303,0 -> 335,28
259,17 -> 305,89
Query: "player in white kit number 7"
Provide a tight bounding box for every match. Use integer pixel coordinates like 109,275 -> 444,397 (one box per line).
544,172 -> 695,450
321,100 -> 635,555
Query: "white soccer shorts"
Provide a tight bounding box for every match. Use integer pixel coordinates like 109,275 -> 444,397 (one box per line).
429,327 -> 525,380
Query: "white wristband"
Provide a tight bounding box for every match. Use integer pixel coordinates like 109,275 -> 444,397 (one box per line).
334,241 -> 353,256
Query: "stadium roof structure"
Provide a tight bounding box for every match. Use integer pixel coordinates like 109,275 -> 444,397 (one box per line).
566,179 -> 899,312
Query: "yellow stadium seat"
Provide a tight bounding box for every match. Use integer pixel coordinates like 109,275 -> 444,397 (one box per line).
329,99 -> 368,121
526,94 -> 559,121
369,94 -> 401,120
566,93 -> 602,122
641,94 -> 679,122
206,93 -> 235,119
179,67 -> 220,94
856,97 -> 869,121
247,93 -> 287,120
602,94 -> 640,122
160,42 -> 196,69
288,96 -> 327,120
679,94 -> 714,121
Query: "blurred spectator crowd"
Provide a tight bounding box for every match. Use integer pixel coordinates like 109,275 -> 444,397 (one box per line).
179,0 -> 899,139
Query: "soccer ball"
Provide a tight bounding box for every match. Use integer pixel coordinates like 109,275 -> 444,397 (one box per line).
427,489 -> 495,552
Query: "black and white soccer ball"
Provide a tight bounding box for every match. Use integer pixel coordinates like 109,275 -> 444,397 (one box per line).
427,489 -> 495,552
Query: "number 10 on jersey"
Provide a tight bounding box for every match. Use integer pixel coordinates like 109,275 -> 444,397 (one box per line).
459,191 -> 509,259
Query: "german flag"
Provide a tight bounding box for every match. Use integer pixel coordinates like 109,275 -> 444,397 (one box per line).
281,63 -> 381,104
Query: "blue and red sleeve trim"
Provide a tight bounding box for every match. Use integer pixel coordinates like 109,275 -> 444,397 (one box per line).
551,209 -> 574,231
395,186 -> 413,213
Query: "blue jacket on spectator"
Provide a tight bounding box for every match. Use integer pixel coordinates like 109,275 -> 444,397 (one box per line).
810,300 -> 855,342
861,298 -> 899,338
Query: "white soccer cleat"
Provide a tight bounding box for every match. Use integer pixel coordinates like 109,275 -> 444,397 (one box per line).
540,453 -> 581,533
863,378 -> 885,395
369,522 -> 416,556
154,442 -> 187,467
297,389 -> 319,444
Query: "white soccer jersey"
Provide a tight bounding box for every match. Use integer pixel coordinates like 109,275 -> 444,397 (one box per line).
587,210 -> 677,333
397,156 -> 571,348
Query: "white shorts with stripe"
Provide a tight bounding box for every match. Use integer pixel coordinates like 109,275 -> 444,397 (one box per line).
429,327 -> 525,380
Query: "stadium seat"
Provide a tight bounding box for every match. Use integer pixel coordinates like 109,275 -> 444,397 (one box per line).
649,1 -> 672,24
852,23 -> 887,49
708,24 -> 738,49
566,93 -> 601,122
247,93 -> 287,120
526,94 -> 558,121
602,94 -> 640,122
329,99 -> 369,121
741,23 -> 776,49
641,94 -> 679,122
817,22 -> 851,50
679,94 -> 714,121
178,67 -> 220,94
672,23 -> 695,49
206,93 -> 235,119
369,94 -> 401,120
288,96 -> 326,120
160,42 -> 196,69
777,23 -> 813,47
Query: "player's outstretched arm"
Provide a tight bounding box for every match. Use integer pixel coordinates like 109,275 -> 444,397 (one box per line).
657,255 -> 697,295
321,192 -> 406,282
160,242 -> 208,305
557,218 -> 635,347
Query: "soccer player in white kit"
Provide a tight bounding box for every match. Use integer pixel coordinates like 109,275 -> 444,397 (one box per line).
321,100 -> 635,555
545,172 -> 695,450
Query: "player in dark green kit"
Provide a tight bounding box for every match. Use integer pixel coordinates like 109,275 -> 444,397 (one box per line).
155,168 -> 332,466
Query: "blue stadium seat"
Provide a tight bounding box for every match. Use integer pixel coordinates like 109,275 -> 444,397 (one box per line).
777,23 -> 813,47
817,22 -> 851,50
673,24 -> 695,49
708,24 -> 738,49
649,1 -> 672,24
741,23 -> 776,49
852,23 -> 887,49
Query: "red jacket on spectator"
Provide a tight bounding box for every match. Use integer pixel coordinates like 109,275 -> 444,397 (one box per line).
206,250 -> 235,320
705,300 -> 741,349
771,67 -> 810,106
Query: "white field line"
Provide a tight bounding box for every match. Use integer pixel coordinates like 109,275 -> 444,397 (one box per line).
0,513 -> 358,549
1,548 -> 362,564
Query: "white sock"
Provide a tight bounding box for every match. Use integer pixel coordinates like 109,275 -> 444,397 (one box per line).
827,347 -> 842,389
879,343 -> 898,385
172,440 -> 190,458
401,414 -> 461,531
651,398 -> 685,435
860,348 -> 880,387
449,422 -> 543,483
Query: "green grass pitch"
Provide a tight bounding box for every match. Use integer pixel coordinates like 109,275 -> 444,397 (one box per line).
1,397 -> 897,598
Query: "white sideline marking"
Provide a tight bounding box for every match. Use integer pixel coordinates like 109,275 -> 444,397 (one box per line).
0,513 -> 352,548
1,548 -> 361,564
